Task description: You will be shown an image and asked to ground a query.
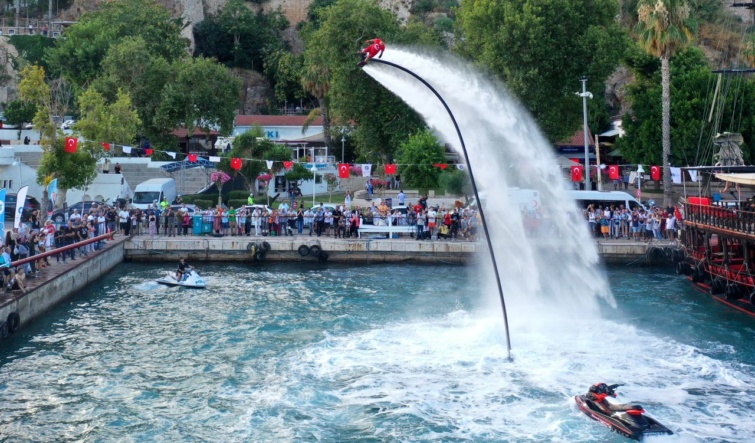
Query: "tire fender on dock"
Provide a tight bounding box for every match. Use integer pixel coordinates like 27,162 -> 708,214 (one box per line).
6,312 -> 20,334
298,245 -> 310,256
309,245 -> 322,257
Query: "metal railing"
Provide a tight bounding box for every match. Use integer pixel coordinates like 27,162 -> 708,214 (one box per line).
683,202 -> 755,235
10,231 -> 114,269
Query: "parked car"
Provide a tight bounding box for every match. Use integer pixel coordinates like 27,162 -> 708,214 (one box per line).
0,115 -> 19,129
50,201 -> 103,223
60,120 -> 75,130
243,204 -> 274,214
4,194 -> 41,221
22,123 -> 33,129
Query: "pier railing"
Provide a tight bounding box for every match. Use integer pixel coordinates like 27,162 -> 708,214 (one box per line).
683,201 -> 755,235
9,231 -> 114,269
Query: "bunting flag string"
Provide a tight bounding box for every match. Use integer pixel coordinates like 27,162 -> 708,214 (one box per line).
73,139 -> 692,177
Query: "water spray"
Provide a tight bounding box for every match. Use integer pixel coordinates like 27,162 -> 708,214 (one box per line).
367,59 -> 513,360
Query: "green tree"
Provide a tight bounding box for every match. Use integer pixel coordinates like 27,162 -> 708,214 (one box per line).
302,0 -> 438,161
155,57 -> 242,143
635,0 -> 696,206
218,129 -> 274,191
93,36 -> 173,143
7,35 -> 56,71
76,88 -> 142,154
395,129 -> 447,189
438,168 -> 472,197
457,0 -> 628,142
46,0 -> 188,89
3,100 -> 37,128
616,47 -> 755,168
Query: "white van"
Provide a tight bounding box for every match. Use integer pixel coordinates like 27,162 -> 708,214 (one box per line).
466,188 -> 542,212
132,178 -> 177,210
566,190 -> 648,211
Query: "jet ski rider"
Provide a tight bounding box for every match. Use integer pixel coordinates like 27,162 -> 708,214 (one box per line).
586,382 -> 627,413
176,257 -> 192,282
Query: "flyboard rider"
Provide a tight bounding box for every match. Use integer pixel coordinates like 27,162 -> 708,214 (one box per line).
358,38 -> 385,67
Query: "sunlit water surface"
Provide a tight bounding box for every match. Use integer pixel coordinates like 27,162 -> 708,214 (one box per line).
0,263 -> 753,443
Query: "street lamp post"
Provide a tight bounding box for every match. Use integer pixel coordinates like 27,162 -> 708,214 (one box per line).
341,136 -> 346,164
577,76 -> 593,190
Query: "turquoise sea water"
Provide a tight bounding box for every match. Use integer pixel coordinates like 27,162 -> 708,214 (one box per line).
0,262 -> 753,442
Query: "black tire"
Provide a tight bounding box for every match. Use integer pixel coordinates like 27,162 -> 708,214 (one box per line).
0,321 -> 7,340
262,241 -> 271,252
711,279 -> 726,295
298,245 -> 310,256
246,243 -> 254,252
749,291 -> 755,306
309,245 -> 322,256
317,251 -> 329,262
725,285 -> 741,300
255,250 -> 266,262
6,312 -> 20,333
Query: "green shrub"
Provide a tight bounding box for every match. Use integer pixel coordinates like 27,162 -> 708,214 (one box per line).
228,199 -> 247,209
194,199 -> 214,210
229,190 -> 250,200
181,195 -> 196,204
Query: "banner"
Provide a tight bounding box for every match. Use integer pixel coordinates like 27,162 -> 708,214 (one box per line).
361,164 -> 372,177
0,188 -> 5,240
47,178 -> 58,215
14,185 -> 28,229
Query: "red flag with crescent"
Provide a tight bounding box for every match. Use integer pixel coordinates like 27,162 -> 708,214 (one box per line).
650,165 -> 661,181
570,165 -> 583,182
433,163 -> 448,170
338,163 -> 350,178
231,157 -> 243,171
188,154 -> 198,163
101,142 -> 110,152
283,161 -> 294,171
608,165 -> 620,180
64,137 -> 78,153
145,148 -> 153,156
385,164 -> 397,175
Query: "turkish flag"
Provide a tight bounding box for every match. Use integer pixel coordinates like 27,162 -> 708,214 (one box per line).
283,161 -> 293,171
64,137 -> 78,153
385,164 -> 397,175
338,163 -> 350,178
433,163 -> 448,170
101,142 -> 110,151
650,165 -> 661,181
570,165 -> 584,182
188,154 -> 198,163
608,165 -> 620,180
145,148 -> 154,156
231,157 -> 242,171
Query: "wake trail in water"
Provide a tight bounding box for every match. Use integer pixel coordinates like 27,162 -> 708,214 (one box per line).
364,48 -> 612,326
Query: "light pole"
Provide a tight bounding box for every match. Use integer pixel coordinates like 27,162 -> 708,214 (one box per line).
577,77 -> 593,190
341,136 -> 345,164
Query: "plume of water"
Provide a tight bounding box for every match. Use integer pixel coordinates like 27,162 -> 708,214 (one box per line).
363,48 -> 615,322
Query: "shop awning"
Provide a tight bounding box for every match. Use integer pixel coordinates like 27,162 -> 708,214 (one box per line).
714,172 -> 755,185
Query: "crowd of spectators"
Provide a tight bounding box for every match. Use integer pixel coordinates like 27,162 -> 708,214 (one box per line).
581,204 -> 678,241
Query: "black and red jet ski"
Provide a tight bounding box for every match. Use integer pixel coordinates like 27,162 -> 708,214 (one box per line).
575,383 -> 673,440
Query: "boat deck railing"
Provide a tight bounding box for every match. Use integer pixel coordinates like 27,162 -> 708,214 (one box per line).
683,202 -> 755,236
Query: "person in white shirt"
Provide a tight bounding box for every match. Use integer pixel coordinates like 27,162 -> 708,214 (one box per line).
427,208 -> 437,239
118,208 -> 130,235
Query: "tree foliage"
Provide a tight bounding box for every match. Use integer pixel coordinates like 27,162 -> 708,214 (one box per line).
615,47 -> 755,167
76,88 -> 142,152
302,0 -> 442,161
46,0 -> 188,90
3,100 -> 37,127
457,0 -> 629,142
193,0 -> 290,71
154,56 -> 242,137
395,129 -> 447,189
218,129 -> 274,191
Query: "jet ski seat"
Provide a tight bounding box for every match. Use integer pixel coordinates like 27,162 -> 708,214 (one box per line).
607,402 -> 643,412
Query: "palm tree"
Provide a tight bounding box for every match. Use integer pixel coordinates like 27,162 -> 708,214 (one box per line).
301,66 -> 333,150
635,0 -> 696,207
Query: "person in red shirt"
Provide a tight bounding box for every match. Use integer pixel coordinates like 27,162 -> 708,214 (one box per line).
358,38 -> 385,67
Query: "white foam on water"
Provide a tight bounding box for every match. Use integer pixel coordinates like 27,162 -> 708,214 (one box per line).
291,309 -> 755,442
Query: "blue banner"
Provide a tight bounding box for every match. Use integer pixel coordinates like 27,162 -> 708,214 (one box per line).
47,178 -> 58,215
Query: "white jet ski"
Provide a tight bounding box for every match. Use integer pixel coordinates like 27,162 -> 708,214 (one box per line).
155,269 -> 206,289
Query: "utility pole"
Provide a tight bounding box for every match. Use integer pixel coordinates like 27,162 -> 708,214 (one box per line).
577,77 -> 593,190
